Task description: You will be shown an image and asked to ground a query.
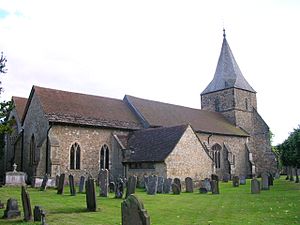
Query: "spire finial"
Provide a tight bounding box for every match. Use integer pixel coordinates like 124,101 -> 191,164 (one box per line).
223,28 -> 226,38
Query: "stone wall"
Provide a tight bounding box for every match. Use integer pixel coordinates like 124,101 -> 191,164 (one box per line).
127,163 -> 167,180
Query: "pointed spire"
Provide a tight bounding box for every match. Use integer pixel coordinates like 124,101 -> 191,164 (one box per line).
201,30 -> 256,95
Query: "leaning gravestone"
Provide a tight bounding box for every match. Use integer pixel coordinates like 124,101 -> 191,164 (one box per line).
57,173 -> 65,194
40,174 -> 48,191
211,174 -> 219,182
126,175 -> 137,198
115,178 -> 125,199
78,176 -> 85,193
172,183 -> 181,195
21,185 -> 32,221
173,178 -> 181,192
261,173 -> 269,190
210,180 -> 219,194
121,194 -> 150,225
99,169 -> 109,197
109,182 -> 115,193
240,176 -> 246,185
157,176 -> 164,194
34,206 -> 42,222
185,177 -> 193,193
251,178 -> 260,194
232,176 -> 240,187
3,198 -> 21,219
163,178 -> 172,193
69,174 -> 76,196
203,179 -> 211,192
86,178 -> 97,211
147,175 -> 158,195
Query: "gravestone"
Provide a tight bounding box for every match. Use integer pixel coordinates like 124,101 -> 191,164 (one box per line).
3,198 -> 21,219
55,175 -> 60,188
109,182 -> 115,193
115,178 -> 125,198
121,194 -> 150,225
240,176 -> 246,185
185,177 -> 193,193
147,175 -> 158,195
99,169 -> 109,197
172,183 -> 181,194
21,185 -> 32,221
57,173 -> 65,194
137,176 -> 145,188
34,206 -> 42,222
199,187 -> 208,194
211,174 -> 219,182
251,178 -> 260,194
232,176 -> 240,187
69,174 -> 76,196
261,173 -> 269,190
40,174 -> 48,191
157,177 -> 164,194
78,176 -> 85,193
203,179 -> 211,192
173,178 -> 181,192
163,178 -> 172,193
275,172 -> 280,179
5,163 -> 26,186
268,173 -> 274,186
222,173 -> 230,182
41,209 -> 47,225
86,178 -> 97,211
126,175 -> 137,198
210,180 -> 219,194
144,176 -> 149,192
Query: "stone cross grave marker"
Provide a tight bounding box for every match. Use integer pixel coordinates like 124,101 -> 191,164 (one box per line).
251,178 -> 260,194
157,176 -> 164,194
185,177 -> 193,193
78,176 -> 85,193
3,198 -> 21,219
210,180 -> 219,194
121,194 -> 150,225
57,173 -> 65,194
99,169 -> 109,197
232,176 -> 240,187
86,178 -> 97,211
163,178 -> 172,194
40,174 -> 48,191
147,175 -> 158,195
21,185 -> 32,221
69,174 -> 76,196
126,175 -> 137,198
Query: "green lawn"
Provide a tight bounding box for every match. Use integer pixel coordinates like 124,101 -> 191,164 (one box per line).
0,178 -> 299,225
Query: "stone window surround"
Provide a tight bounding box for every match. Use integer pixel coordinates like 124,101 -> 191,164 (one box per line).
70,142 -> 81,170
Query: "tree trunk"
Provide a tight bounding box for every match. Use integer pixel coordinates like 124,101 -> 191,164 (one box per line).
289,167 -> 294,181
295,168 -> 299,183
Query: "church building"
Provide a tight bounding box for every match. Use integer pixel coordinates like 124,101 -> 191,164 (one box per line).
2,31 -> 277,183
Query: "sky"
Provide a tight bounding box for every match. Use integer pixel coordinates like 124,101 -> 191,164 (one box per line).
0,0 -> 299,145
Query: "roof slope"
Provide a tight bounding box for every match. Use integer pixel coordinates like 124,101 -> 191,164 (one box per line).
126,125 -> 188,162
12,96 -> 28,120
28,86 -> 142,130
125,95 -> 248,136
202,32 -> 255,95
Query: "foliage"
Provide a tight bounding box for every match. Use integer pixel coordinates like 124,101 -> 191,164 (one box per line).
0,178 -> 299,225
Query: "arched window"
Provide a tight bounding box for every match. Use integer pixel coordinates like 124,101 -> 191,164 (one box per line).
100,144 -> 110,170
30,134 -> 36,165
212,144 -> 221,169
70,143 -> 81,170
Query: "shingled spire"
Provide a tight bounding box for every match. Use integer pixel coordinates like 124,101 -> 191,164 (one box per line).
202,29 -> 256,95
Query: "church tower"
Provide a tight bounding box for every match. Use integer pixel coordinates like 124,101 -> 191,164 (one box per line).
201,29 -> 277,175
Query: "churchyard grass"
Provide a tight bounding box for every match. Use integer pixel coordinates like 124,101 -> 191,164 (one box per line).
0,178 -> 299,225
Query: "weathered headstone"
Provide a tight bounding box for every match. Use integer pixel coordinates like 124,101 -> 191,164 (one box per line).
232,176 -> 240,187
5,163 -> 26,186
173,178 -> 181,192
157,177 -> 164,194
99,169 -> 109,197
261,173 -> 269,190
3,198 -> 21,219
78,176 -> 85,193
69,174 -> 76,196
172,183 -> 181,194
115,178 -> 125,198
121,194 -> 150,225
21,185 -> 32,221
147,175 -> 158,195
210,180 -> 219,194
185,177 -> 193,193
57,173 -> 65,194
163,178 -> 172,194
240,176 -> 246,185
86,178 -> 97,211
34,206 -> 42,222
268,173 -> 274,186
40,174 -> 48,191
55,175 -> 60,188
109,182 -> 115,193
203,179 -> 211,192
211,174 -> 219,182
126,175 -> 137,198
251,178 -> 260,194
199,187 -> 208,194
275,172 -> 280,179
222,173 -> 230,182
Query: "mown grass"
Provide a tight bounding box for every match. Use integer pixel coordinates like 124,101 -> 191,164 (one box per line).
0,178 -> 299,225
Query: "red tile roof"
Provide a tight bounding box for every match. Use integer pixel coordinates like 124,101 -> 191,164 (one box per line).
12,96 -> 27,121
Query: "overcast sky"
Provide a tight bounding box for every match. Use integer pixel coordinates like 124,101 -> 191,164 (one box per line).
0,0 -> 299,145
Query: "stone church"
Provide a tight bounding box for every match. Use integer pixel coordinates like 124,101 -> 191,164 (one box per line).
2,31 -> 277,183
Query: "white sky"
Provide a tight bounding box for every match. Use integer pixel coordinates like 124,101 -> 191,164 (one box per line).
0,0 -> 299,145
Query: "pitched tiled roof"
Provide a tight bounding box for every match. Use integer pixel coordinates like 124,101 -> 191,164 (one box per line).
125,125 -> 188,162
125,95 -> 248,136
202,33 -> 256,95
12,96 -> 28,121
28,86 -> 142,130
